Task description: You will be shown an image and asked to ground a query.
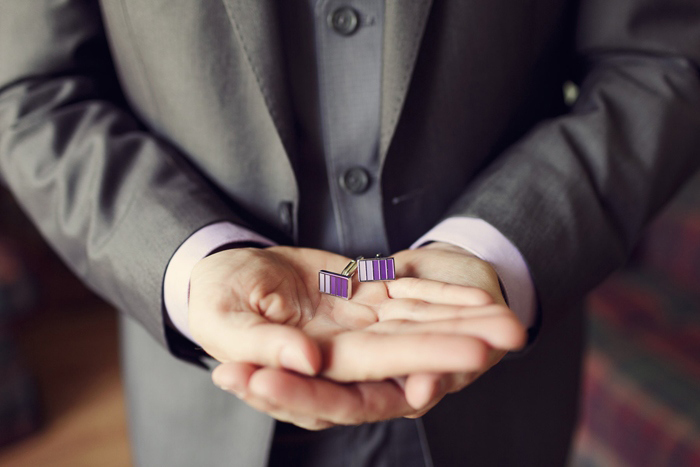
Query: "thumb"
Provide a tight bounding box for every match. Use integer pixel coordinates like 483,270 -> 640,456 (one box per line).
188,249 -> 321,375
199,311 -> 322,376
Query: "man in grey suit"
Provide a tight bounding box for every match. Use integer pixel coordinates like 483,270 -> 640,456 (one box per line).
1,0 -> 699,466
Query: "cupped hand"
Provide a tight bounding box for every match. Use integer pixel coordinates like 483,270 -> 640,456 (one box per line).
192,245 -> 526,429
191,246 -> 517,377
391,242 -> 527,419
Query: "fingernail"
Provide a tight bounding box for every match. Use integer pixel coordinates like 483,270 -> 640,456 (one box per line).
214,381 -> 230,391
213,379 -> 231,391
216,382 -> 244,397
212,374 -> 230,391
213,372 -> 241,395
279,346 -> 315,375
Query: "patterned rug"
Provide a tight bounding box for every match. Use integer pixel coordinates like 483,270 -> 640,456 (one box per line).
572,174 -> 700,466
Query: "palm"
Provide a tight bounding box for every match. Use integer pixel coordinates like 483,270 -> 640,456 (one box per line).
276,247 -> 389,335
197,245 -> 526,429
272,245 -> 498,332
191,245 -> 518,379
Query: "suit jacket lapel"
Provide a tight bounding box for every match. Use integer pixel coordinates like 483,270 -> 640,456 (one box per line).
380,0 -> 433,162
220,0 -> 296,159
220,0 -> 432,165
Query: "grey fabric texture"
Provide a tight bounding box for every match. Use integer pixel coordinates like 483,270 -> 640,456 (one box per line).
1,1 -> 699,466
311,0 -> 388,258
267,416 -> 428,467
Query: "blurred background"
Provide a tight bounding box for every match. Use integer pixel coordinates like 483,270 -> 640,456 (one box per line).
0,170 -> 698,467
0,187 -> 129,467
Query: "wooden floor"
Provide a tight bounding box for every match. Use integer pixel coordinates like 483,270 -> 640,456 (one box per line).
0,254 -> 131,466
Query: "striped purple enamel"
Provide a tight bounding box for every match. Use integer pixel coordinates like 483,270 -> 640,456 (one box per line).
358,257 -> 395,282
319,270 -> 351,299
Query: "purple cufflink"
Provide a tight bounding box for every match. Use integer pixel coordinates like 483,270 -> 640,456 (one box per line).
358,255 -> 395,282
320,255 -> 396,300
319,257 -> 360,300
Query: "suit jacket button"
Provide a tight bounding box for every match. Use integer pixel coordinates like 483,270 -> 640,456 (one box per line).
340,167 -> 370,194
278,202 -> 293,235
328,7 -> 359,36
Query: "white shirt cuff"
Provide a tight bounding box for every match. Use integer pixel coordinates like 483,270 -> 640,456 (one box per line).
163,221 -> 276,343
410,217 -> 537,328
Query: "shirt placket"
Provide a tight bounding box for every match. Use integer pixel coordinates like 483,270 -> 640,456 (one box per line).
313,0 -> 389,258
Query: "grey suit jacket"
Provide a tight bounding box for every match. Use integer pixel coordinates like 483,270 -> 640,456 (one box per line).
1,1 -> 699,465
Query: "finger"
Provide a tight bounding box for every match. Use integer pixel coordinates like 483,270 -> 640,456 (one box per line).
213,363 -> 335,430
247,367 -> 414,425
212,361 -> 258,395
403,373 -> 445,410
322,332 -> 489,381
202,314 -> 322,376
409,352 -> 504,399
243,394 -> 335,431
369,312 -> 527,350
386,278 -> 494,306
403,371 -> 481,418
401,353 -> 510,418
377,298 -> 508,322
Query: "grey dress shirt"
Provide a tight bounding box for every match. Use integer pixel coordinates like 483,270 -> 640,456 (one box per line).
288,0 -> 390,258
270,1 -> 431,466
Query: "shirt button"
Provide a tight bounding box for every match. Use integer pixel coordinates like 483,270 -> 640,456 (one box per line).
340,167 -> 370,194
329,7 -> 359,36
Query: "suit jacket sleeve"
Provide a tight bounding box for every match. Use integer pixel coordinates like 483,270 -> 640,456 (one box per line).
0,1 -> 246,359
446,0 -> 700,321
